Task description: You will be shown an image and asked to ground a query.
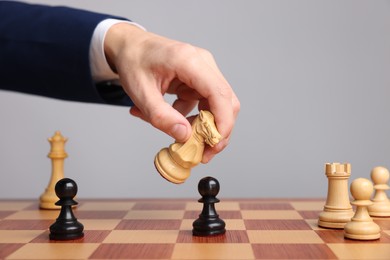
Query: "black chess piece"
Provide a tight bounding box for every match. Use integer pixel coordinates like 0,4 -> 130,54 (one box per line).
49,178 -> 84,240
192,176 -> 226,236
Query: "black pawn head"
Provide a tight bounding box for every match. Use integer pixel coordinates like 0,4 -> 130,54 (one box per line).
55,178 -> 78,206
198,176 -> 220,199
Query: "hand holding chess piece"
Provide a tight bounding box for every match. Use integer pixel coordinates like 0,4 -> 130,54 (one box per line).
49,178 -> 84,240
344,178 -> 381,240
368,166 -> 390,217
154,110 -> 222,184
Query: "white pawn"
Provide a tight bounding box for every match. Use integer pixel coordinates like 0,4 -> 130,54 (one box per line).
344,178 -> 381,240
368,166 -> 390,217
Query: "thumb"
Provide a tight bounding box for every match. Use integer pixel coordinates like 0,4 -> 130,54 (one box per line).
130,95 -> 192,142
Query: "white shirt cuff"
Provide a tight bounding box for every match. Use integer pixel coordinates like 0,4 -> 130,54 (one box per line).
89,19 -> 146,83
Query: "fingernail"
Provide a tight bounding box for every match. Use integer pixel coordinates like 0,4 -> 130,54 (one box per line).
214,138 -> 227,152
171,124 -> 188,142
202,153 -> 215,164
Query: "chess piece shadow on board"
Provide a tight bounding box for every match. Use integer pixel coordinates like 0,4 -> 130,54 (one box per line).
344,178 -> 381,240
49,178 -> 84,240
192,176 -> 226,236
155,110 -> 222,184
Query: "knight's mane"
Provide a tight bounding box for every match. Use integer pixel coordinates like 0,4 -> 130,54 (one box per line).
198,115 -> 217,146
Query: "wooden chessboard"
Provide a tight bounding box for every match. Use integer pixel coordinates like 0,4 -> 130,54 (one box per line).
1,199 -> 390,259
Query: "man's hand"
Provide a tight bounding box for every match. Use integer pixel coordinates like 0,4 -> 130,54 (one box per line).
104,23 -> 240,163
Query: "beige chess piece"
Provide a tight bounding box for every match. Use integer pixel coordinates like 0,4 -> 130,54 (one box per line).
344,178 -> 381,240
39,131 -> 68,209
368,166 -> 390,217
318,163 -> 354,228
154,110 -> 222,184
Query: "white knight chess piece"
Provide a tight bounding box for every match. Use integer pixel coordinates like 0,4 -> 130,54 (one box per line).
154,110 -> 222,184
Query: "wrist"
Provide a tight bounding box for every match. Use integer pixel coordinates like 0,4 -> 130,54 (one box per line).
104,23 -> 148,73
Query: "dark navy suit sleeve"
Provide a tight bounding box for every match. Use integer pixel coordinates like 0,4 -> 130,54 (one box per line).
0,1 -> 133,106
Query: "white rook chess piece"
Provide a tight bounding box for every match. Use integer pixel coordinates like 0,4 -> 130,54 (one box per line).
368,166 -> 390,217
318,163 -> 354,229
344,178 -> 381,240
39,131 -> 68,209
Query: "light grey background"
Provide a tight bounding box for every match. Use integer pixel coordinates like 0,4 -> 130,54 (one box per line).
1,0 -> 389,199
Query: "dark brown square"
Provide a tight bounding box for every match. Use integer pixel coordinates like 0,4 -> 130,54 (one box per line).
176,230 -> 249,243
252,244 -> 337,259
374,219 -> 390,230
75,210 -> 127,219
115,219 -> 181,230
30,230 -> 111,243
298,210 -> 321,219
89,243 -> 174,259
0,211 -> 15,219
0,243 -> 24,258
132,202 -> 186,210
0,220 -> 52,230
184,210 -> 242,219
245,220 -> 312,230
240,203 -> 294,210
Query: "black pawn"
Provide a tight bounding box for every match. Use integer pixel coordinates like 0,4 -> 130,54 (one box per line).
49,178 -> 84,240
192,176 -> 226,236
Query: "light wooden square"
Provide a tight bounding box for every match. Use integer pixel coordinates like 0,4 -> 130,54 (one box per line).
290,201 -> 325,210
7,243 -> 99,259
172,244 -> 254,259
124,210 -> 184,219
5,210 -> 58,220
0,230 -> 44,243
103,230 -> 179,243
77,201 -> 135,211
305,219 -> 327,230
0,201 -> 33,211
248,230 -> 324,243
180,219 -> 194,230
82,219 -> 121,230
328,244 -> 390,260
241,210 -> 303,219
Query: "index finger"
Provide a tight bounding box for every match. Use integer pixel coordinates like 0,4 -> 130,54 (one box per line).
174,47 -> 235,140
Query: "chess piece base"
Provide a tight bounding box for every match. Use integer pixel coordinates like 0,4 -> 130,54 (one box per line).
154,148 -> 190,184
369,212 -> 390,217
344,232 -> 380,240
192,217 -> 226,236
49,221 -> 84,240
318,220 -> 346,229
318,210 -> 354,229
49,231 -> 84,240
344,219 -> 381,240
368,203 -> 390,217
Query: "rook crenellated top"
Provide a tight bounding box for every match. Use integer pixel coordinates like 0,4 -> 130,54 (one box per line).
325,162 -> 351,175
